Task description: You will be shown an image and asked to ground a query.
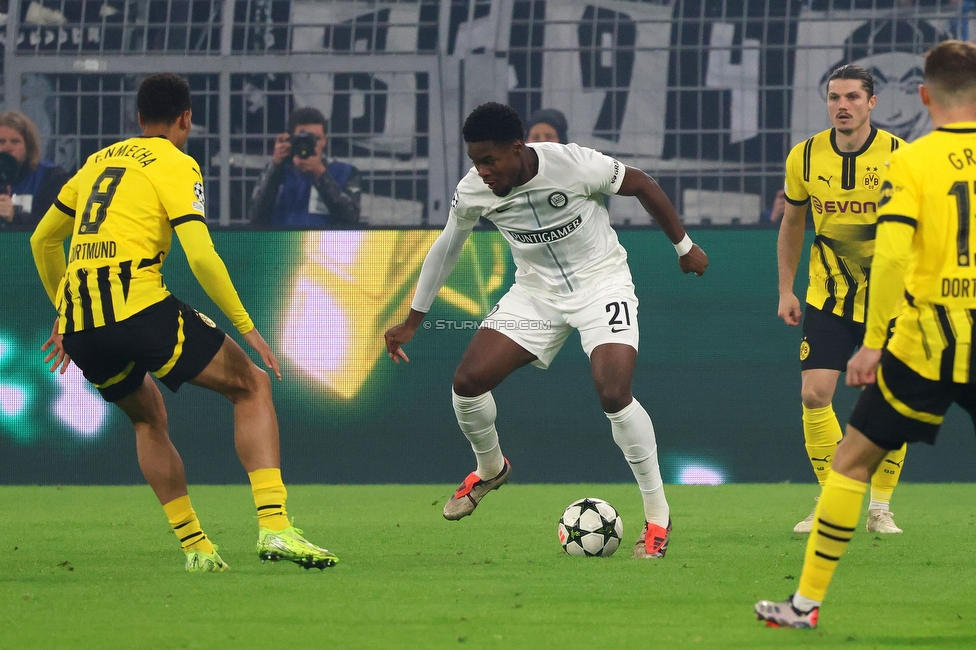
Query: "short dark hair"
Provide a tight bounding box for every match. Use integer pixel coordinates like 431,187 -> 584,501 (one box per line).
463,103 -> 524,144
137,73 -> 191,124
827,64 -> 875,98
288,107 -> 327,134
925,40 -> 976,103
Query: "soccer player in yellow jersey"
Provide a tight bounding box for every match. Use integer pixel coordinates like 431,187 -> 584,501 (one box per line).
29,73 -> 337,572
756,39 -> 976,629
778,64 -> 908,535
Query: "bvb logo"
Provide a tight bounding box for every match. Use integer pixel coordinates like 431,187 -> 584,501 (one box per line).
799,339 -> 811,361
863,171 -> 880,191
197,310 -> 217,328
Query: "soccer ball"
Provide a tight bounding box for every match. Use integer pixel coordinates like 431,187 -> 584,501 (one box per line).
557,498 -> 623,557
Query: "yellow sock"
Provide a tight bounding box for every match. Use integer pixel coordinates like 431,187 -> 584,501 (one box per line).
162,494 -> 214,554
797,471 -> 867,601
871,443 -> 907,505
249,467 -> 290,531
802,404 -> 843,486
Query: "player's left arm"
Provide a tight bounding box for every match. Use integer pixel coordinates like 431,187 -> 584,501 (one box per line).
160,163 -> 280,378
157,162 -> 253,333
174,219 -> 254,335
174,220 -> 281,380
617,166 -> 708,276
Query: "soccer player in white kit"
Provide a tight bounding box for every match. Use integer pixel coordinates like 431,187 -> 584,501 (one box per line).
384,103 -> 708,558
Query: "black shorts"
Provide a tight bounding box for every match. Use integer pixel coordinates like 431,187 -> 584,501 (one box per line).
61,295 -> 226,402
849,350 -> 976,450
800,305 -> 865,371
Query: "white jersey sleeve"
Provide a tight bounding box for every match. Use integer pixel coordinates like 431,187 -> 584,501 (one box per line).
409,213 -> 475,313
449,180 -> 485,228
557,142 -> 625,197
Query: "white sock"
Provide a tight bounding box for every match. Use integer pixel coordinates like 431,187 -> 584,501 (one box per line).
606,399 -> 669,527
868,499 -> 889,512
792,592 -> 822,612
452,389 -> 505,479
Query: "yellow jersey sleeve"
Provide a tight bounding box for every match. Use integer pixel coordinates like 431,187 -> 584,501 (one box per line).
865,155 -> 917,348
155,158 -> 208,226
54,171 -> 80,216
174,219 -> 254,334
30,202 -> 76,307
784,141 -> 809,205
864,222 -> 913,348
877,154 -> 920,223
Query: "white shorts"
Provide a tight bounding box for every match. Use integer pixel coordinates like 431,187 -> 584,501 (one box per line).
481,274 -> 639,369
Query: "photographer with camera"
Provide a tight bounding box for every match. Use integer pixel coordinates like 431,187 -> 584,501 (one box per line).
0,111 -> 69,231
248,107 -> 361,228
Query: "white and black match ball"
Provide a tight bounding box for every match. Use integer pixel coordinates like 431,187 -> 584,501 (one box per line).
557,498 -> 623,557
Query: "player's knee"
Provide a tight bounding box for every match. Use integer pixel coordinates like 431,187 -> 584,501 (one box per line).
131,414 -> 168,440
120,392 -> 168,431
800,385 -> 832,408
452,367 -> 487,397
244,363 -> 272,397
597,385 -> 632,413
222,361 -> 270,403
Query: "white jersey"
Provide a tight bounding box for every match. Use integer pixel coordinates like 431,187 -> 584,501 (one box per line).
452,142 -> 629,296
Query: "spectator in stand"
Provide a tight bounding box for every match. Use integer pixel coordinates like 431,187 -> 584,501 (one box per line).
248,107 -> 361,228
0,111 -> 70,231
525,108 -> 569,144
762,189 -> 787,226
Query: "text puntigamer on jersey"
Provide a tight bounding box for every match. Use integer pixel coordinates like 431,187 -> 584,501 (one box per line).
505,215 -> 583,244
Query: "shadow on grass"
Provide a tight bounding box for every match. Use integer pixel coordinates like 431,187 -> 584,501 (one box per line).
871,636 -> 976,647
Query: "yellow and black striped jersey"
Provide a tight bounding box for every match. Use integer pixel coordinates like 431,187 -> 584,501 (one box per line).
870,122 -> 976,383
784,126 -> 905,323
51,136 -> 209,333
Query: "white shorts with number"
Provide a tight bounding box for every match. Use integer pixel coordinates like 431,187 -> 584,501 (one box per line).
481,273 -> 639,369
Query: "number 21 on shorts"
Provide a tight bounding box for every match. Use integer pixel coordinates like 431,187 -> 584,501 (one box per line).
606,301 -> 631,333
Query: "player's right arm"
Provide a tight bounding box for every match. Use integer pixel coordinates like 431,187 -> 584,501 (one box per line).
777,144 -> 811,326
30,179 -> 79,306
384,208 -> 476,363
777,201 -> 808,326
848,154 -> 916,387
32,205 -> 76,375
30,177 -> 79,374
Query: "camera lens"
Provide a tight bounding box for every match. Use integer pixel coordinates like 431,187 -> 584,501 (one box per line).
0,152 -> 18,185
292,132 -> 317,159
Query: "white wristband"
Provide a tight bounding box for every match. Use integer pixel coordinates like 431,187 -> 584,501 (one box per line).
673,233 -> 694,256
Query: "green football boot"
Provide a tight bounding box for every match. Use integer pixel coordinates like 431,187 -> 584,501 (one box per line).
256,526 -> 338,570
184,545 -> 229,573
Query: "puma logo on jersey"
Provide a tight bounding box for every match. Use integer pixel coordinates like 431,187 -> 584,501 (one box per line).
884,458 -> 904,468
818,175 -> 832,187
811,456 -> 830,463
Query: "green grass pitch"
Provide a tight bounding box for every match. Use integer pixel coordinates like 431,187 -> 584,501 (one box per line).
2,484 -> 975,649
